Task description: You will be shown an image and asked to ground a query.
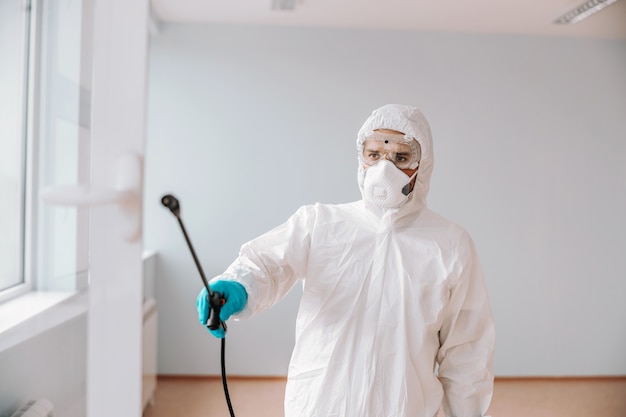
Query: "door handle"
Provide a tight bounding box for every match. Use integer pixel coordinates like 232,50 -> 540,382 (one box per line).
41,152 -> 142,241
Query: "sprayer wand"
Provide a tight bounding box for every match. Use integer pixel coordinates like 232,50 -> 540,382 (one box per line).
161,194 -> 224,331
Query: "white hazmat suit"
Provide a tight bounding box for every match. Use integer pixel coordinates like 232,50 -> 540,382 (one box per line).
217,104 -> 495,417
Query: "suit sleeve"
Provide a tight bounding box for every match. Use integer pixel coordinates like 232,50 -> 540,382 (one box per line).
437,232 -> 496,417
214,205 -> 314,318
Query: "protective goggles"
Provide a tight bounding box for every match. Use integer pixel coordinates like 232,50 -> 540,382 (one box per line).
360,132 -> 421,170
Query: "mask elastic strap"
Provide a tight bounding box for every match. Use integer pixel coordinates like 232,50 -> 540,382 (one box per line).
401,169 -> 419,196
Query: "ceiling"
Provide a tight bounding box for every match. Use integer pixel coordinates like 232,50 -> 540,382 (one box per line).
150,0 -> 626,39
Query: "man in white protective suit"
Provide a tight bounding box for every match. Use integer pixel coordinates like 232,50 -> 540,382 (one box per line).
197,104 -> 496,417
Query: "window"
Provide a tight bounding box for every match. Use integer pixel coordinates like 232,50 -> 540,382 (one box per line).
35,0 -> 91,292
0,0 -> 31,300
0,0 -> 91,303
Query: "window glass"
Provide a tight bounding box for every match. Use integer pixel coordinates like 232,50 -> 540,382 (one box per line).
0,0 -> 30,295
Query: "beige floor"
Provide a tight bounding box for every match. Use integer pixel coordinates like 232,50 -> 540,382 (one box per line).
143,376 -> 626,417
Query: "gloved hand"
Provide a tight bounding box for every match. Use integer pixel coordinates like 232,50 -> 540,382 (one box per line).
196,280 -> 248,338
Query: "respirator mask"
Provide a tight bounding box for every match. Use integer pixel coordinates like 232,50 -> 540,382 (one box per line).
363,160 -> 418,209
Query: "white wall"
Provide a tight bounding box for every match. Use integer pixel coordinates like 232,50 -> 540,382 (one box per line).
0,316 -> 86,417
144,23 -> 626,377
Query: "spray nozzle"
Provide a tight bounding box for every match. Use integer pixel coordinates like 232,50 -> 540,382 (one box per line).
161,194 -> 180,217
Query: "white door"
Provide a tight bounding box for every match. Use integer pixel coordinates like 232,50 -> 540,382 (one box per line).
87,1 -> 150,416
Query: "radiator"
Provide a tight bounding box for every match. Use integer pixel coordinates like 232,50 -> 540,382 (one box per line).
142,297 -> 158,410
10,399 -> 55,417
142,251 -> 158,411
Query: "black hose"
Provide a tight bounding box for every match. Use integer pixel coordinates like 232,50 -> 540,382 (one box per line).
221,338 -> 235,417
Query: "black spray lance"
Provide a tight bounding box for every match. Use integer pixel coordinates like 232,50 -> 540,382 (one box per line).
161,194 -> 224,331
161,194 -> 235,417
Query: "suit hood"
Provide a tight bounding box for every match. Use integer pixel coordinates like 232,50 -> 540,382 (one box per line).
356,104 -> 434,212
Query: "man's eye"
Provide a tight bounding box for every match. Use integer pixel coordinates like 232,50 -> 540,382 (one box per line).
367,152 -> 380,160
396,154 -> 408,162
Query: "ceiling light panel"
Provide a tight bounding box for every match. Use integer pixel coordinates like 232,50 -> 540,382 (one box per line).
272,0 -> 297,11
555,0 -> 622,24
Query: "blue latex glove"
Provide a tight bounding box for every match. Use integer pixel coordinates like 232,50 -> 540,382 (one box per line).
196,280 -> 248,338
